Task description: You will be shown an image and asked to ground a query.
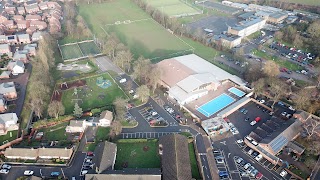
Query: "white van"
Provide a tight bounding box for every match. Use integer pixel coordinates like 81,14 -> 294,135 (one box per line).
252,141 -> 258,146
119,78 -> 127,83
245,136 -> 253,141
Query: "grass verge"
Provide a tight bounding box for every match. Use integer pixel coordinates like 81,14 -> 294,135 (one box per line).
189,143 -> 201,179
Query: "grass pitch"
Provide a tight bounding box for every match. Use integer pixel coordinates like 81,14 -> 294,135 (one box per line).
146,0 -> 201,17
78,0 -> 192,61
78,41 -> 101,56
60,44 -> 83,60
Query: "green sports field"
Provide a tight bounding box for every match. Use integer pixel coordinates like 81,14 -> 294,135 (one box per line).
145,0 -> 201,17
78,0 -> 192,61
60,44 -> 83,60
78,41 -> 101,56
282,0 -> 319,6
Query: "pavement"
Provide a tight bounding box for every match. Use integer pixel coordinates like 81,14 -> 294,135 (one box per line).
94,56 -> 123,74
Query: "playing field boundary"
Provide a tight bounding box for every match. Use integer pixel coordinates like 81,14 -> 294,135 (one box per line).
105,18 -> 152,26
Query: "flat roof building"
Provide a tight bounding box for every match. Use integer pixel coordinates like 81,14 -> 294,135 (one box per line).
228,18 -> 266,37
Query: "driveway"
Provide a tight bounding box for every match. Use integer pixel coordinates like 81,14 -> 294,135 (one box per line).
0,64 -> 31,116
94,56 -> 123,74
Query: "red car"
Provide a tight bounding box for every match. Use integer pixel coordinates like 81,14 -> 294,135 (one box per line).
87,152 -> 94,156
256,172 -> 263,179
255,117 -> 261,122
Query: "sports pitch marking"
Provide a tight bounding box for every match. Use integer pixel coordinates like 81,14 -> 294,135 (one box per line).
105,18 -> 152,26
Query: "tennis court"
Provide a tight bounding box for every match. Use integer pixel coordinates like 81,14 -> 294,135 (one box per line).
197,93 -> 235,117
228,87 -> 245,97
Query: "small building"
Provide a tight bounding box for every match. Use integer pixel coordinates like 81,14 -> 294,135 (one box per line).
0,95 -> 7,112
0,82 -> 17,100
92,141 -> 117,174
4,148 -> 38,160
98,110 -> 113,127
159,134 -> 192,180
0,35 -> 6,43
38,2 -> 48,10
25,4 -> 40,14
16,20 -> 30,29
38,147 -> 73,160
23,43 -> 37,56
0,71 -> 11,80
212,34 -> 242,48
0,44 -> 11,54
17,7 -> 26,15
65,120 -> 86,133
0,113 -> 19,135
202,117 -> 230,136
30,21 -> 47,30
13,51 -> 28,63
17,34 -> 30,44
7,60 -> 25,75
26,14 -> 41,21
6,35 -> 18,45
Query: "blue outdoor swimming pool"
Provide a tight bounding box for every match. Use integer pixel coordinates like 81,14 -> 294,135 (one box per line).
228,87 -> 245,97
197,93 -> 235,117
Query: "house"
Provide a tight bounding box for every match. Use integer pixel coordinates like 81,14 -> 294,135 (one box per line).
3,20 -> 15,29
0,82 -> 17,100
13,51 -> 28,63
159,134 -> 192,180
0,15 -> 7,24
47,2 -> 61,10
7,60 -> 25,75
26,26 -> 38,35
85,174 -> 161,180
4,148 -> 38,160
38,2 -> 48,10
12,15 -> 24,21
98,110 -> 113,127
30,21 -> 47,30
6,35 -> 18,45
17,7 -> 26,15
38,147 -> 73,160
0,44 -> 11,54
49,18 -> 61,34
0,35 -> 6,43
0,113 -> 19,135
25,4 -> 40,14
17,34 -> 30,44
0,71 -> 11,80
65,120 -> 86,133
31,31 -> 42,42
0,95 -> 7,112
4,6 -> 16,15
92,141 -> 117,174
157,54 -> 246,105
16,20 -> 30,29
26,14 -> 41,21
24,0 -> 38,6
23,43 -> 37,56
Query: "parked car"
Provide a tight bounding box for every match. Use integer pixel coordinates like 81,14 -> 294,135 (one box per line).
247,166 -> 255,174
255,154 -> 263,161
256,172 -> 263,179
24,170 -> 34,176
87,152 -> 94,156
236,157 -> 243,164
250,169 -> 259,177
248,149 -> 254,155
81,170 -> 88,176
237,139 -> 243,144
119,78 -> 126,83
2,164 -> 11,170
0,169 -> 9,174
216,158 -> 224,164
219,171 -> 228,177
250,121 -> 257,126
252,151 -> 259,158
245,136 -> 253,141
245,117 -> 250,121
51,172 -> 60,177
252,141 -> 258,146
280,170 -> 287,177
244,163 -> 251,170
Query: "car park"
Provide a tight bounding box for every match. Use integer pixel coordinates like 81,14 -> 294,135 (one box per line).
0,169 -> 9,174
24,170 -> 34,176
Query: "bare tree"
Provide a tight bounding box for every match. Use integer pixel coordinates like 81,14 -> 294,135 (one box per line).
148,65 -> 162,93
103,34 -> 119,59
263,61 -> 279,77
109,121 -> 122,141
268,78 -> 288,107
48,101 -> 65,119
112,97 -> 127,121
132,56 -> 151,83
303,117 -> 320,139
294,89 -> 311,110
252,78 -> 266,98
136,85 -> 150,103
244,63 -> 264,83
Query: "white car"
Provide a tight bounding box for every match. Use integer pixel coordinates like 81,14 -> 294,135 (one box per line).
119,78 -> 126,83
216,158 -> 224,164
244,163 -> 251,170
280,170 -> 287,177
1,164 -> 11,170
255,154 -> 263,161
250,121 -> 257,126
252,141 -> 258,146
129,90 -> 134,94
259,99 -> 265,104
85,158 -> 92,163
81,170 -> 88,176
237,139 -> 243,144
248,149 -> 254,155
288,106 -> 295,111
0,169 -> 9,174
24,170 -> 34,176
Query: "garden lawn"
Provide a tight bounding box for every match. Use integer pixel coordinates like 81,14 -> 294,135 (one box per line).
115,139 -> 160,169
283,0 -> 320,6
78,0 -> 191,61
0,130 -> 18,144
41,122 -> 69,141
189,143 -> 201,179
60,44 -> 83,60
95,127 -> 110,142
61,73 -> 126,114
78,41 -> 101,56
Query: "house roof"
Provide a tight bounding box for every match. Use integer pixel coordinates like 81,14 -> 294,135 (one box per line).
159,134 -> 192,180
286,141 -> 305,154
69,120 -> 85,127
17,7 -> 25,11
17,34 -> 30,40
157,58 -> 194,87
25,4 -> 39,11
13,15 -> 24,20
100,110 -> 113,121
231,18 -> 265,31
168,85 -> 207,103
26,14 -> 41,20
8,60 -> 24,69
0,82 -> 16,94
4,148 -> 38,158
13,52 -> 27,60
85,174 -> 161,180
0,113 -> 18,125
0,71 -> 11,78
93,141 -> 117,173
0,44 -> 9,50
0,35 -> 6,40
38,148 -> 73,158
32,31 -> 42,39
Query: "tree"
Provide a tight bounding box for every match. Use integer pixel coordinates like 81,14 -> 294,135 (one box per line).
109,121 -> 122,141
303,117 -> 320,139
48,101 -> 65,119
102,34 -> 120,59
148,65 -> 162,93
304,157 -> 317,168
244,64 -> 264,83
274,31 -> 283,40
132,56 -> 151,83
136,85 -> 150,103
112,97 -> 127,121
114,50 -> 132,72
73,103 -> 83,118
294,89 -> 311,110
252,78 -> 266,98
293,34 -> 304,48
268,78 -> 288,107
263,61 -> 279,77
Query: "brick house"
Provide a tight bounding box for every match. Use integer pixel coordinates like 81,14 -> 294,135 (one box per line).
24,0 -> 37,6
0,71 -> 11,80
6,35 -> 18,45
17,7 -> 26,15
12,15 -> 24,21
47,2 -> 61,10
25,4 -> 40,14
13,51 -> 28,63
26,14 -> 41,21
17,34 -> 30,44
0,95 -> 7,113
0,35 -> 6,43
30,21 -> 47,30
0,44 -> 10,54
26,26 -> 37,35
0,82 -> 17,100
16,20 -> 30,29
4,6 -> 16,15
38,2 -> 48,10
0,15 -> 8,24
23,43 -> 37,56
3,20 -> 15,29
0,113 -> 19,135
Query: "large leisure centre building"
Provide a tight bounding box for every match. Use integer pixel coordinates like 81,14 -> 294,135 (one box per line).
157,54 -> 252,120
